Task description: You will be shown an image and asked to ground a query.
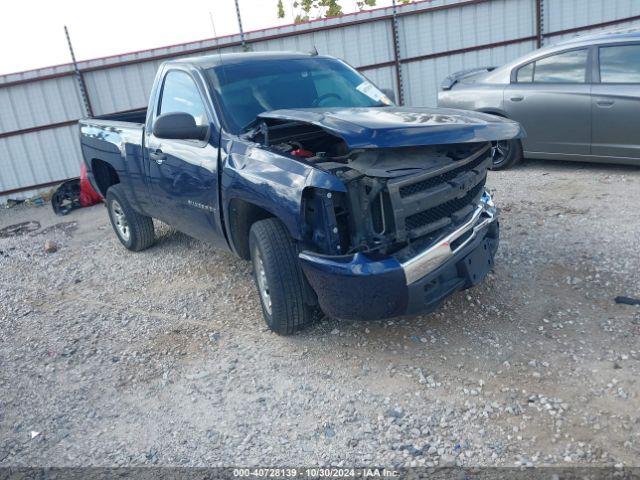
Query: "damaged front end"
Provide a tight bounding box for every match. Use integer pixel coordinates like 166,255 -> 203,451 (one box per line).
312,141 -> 494,258
246,108 -> 521,320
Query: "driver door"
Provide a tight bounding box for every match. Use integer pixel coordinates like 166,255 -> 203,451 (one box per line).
145,69 -> 225,246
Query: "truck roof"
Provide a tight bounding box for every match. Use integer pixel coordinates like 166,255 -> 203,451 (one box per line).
164,51 -> 322,70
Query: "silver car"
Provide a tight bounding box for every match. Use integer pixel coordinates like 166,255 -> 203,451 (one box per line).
437,31 -> 640,169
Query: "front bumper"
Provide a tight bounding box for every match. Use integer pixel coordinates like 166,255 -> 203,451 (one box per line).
299,191 -> 499,320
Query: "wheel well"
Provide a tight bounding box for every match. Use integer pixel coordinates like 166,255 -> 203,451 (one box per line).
227,199 -> 274,260
91,159 -> 120,197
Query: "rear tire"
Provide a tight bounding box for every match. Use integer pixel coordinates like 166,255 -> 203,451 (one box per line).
490,138 -> 523,170
249,218 -> 316,335
106,184 -> 155,251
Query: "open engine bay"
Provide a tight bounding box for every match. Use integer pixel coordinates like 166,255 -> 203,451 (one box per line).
247,118 -> 493,259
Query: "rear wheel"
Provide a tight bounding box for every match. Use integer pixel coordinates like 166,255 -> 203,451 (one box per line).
106,184 -> 155,251
249,218 -> 317,335
490,138 -> 523,170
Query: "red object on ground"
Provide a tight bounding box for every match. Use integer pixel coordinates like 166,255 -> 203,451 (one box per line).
79,163 -> 103,206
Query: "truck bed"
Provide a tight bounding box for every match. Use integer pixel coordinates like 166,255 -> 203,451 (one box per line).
79,109 -> 147,200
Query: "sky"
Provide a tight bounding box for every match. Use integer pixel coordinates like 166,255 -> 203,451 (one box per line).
0,0 -> 397,75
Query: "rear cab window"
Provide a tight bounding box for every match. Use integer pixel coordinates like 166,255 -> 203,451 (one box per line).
599,44 -> 640,83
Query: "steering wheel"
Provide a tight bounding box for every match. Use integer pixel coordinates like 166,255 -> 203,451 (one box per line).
312,93 -> 342,107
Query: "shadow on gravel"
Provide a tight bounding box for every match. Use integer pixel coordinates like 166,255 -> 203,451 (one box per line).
152,224 -> 201,249
298,281 -> 510,345
511,158 -> 640,174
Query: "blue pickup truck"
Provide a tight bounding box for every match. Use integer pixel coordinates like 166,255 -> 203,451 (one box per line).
80,52 -> 522,334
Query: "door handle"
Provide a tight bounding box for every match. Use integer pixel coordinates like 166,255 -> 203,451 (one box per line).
510,95 -> 524,102
596,100 -> 615,107
149,149 -> 166,164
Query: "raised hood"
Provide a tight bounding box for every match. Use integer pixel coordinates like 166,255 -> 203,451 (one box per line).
257,106 -> 524,149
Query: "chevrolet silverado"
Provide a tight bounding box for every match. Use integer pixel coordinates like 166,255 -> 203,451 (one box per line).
80,52 -> 523,334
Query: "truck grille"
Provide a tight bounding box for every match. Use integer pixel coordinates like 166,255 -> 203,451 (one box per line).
385,143 -> 491,242
399,153 -> 487,198
405,179 -> 485,231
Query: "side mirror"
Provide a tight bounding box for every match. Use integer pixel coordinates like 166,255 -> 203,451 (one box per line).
153,112 -> 208,140
381,88 -> 396,104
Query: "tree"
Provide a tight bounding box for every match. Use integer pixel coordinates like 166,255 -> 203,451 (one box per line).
281,1 -> 415,23
356,0 -> 377,10
291,0 -> 342,23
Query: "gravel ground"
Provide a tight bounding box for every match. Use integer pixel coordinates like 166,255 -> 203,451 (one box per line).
1,159 -> 639,468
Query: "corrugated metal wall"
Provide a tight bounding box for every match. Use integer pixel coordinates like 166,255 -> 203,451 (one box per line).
544,0 -> 639,34
399,0 -> 537,105
1,0 -> 639,200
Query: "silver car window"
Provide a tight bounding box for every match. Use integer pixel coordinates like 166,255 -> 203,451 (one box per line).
516,62 -> 534,82
599,44 -> 640,83
532,49 -> 588,83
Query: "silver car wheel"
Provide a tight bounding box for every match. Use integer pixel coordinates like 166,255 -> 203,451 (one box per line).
253,248 -> 272,315
491,140 -> 511,166
110,200 -> 130,242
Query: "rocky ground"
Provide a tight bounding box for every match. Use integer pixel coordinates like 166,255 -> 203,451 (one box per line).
0,159 -> 639,468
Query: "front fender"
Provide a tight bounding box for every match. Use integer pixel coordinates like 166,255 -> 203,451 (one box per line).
221,140 -> 346,242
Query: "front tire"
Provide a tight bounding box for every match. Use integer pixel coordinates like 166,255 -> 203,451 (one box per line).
249,218 -> 316,335
106,184 -> 155,251
490,138 -> 523,170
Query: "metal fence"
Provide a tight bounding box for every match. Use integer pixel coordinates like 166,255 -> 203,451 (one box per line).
1,0 -> 639,200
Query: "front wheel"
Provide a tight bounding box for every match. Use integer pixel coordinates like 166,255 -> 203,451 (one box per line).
249,218 -> 317,335
490,138 -> 523,170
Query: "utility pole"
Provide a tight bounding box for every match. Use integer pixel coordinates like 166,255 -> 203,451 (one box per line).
64,26 -> 93,117
234,0 -> 249,51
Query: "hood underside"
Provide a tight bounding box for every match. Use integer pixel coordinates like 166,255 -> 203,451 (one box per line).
258,106 -> 524,149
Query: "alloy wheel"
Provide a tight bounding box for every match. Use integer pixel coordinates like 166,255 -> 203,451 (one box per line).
110,200 -> 130,242
491,140 -> 511,167
253,248 -> 272,315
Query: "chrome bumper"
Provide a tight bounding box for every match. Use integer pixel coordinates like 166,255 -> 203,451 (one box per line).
401,191 -> 498,285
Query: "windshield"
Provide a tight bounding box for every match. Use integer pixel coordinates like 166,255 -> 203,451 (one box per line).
206,57 -> 392,133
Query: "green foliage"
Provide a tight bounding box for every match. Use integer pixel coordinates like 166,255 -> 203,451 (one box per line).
356,0 -> 377,10
320,0 -> 343,17
284,0 -> 415,23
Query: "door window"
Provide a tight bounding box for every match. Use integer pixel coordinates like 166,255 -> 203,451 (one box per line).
159,71 -> 208,126
599,44 -> 640,83
516,62 -> 534,82
532,49 -> 588,83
